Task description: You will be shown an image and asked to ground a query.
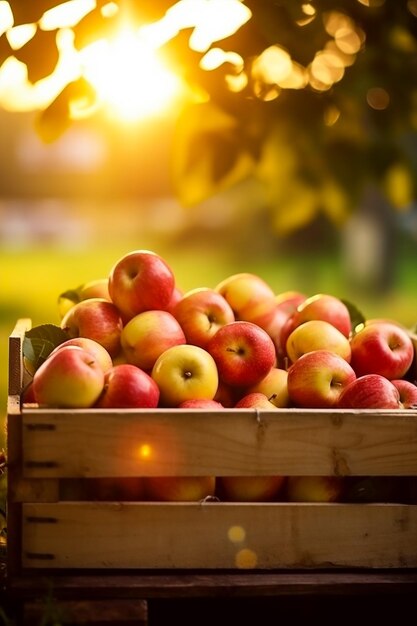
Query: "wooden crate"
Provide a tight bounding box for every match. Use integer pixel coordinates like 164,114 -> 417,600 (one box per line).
6,319 -> 417,575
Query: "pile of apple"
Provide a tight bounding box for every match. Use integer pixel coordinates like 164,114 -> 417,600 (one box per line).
25,249 -> 417,503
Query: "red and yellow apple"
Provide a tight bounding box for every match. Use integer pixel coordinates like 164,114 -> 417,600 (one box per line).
108,249 -> 175,321
60,297 -> 123,357
247,367 -> 290,408
121,310 -> 186,371
50,337 -> 113,373
32,345 -> 105,408
206,321 -> 276,388
287,349 -> 356,408
350,321 -> 414,380
286,476 -> 345,502
215,272 -> 277,330
95,363 -> 160,409
338,374 -> 402,409
173,287 -> 235,349
391,379 -> 417,409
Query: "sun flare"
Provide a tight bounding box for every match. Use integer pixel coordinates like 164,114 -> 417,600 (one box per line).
80,28 -> 184,122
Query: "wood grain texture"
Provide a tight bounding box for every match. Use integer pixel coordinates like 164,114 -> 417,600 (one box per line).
21,408 -> 417,478
21,501 -> 417,570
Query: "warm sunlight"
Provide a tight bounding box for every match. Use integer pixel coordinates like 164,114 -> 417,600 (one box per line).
80,29 -> 184,122
0,0 -> 252,122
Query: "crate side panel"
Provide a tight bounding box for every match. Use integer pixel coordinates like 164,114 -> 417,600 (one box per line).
21,502 -> 417,570
22,410 -> 417,478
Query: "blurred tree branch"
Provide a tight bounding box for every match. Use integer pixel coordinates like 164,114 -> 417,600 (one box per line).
1,0 -> 416,232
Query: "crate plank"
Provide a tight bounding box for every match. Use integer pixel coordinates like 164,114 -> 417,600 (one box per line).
22,502 -> 417,570
21,409 -> 417,478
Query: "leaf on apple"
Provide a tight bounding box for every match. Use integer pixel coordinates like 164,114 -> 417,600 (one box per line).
58,288 -> 82,305
23,324 -> 70,373
341,299 -> 366,334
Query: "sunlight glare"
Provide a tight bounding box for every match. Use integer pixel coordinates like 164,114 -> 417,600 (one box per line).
6,23 -> 37,50
80,29 -> 183,122
0,1 -> 13,35
40,0 -> 95,30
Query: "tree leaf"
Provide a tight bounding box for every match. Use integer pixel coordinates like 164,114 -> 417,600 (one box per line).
0,34 -> 12,67
35,77 -> 96,142
13,28 -> 60,83
172,101 -> 255,206
8,0 -> 59,26
23,324 -> 70,373
341,299 -> 366,334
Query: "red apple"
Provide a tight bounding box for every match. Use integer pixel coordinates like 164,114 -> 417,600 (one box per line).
290,293 -> 352,338
32,345 -> 105,408
60,297 -> 123,358
286,476 -> 345,502
247,367 -> 290,408
108,249 -> 175,322
391,379 -> 417,409
337,374 -> 401,409
350,321 -> 414,380
287,349 -> 356,408
173,287 -> 235,349
286,319 -> 351,363
49,337 -> 113,373
235,392 -> 278,409
95,364 -> 160,409
178,398 -> 224,409
121,310 -> 186,371
274,290 -> 306,313
151,344 -> 219,407
206,321 -> 276,388
218,475 -> 286,502
144,476 -> 216,502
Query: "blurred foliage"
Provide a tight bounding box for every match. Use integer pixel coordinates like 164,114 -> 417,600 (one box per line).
1,1 -> 417,233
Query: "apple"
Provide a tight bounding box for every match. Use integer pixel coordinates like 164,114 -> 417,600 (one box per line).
57,278 -> 111,318
235,392 -> 278,409
108,249 -> 175,322
121,310 -> 186,371
287,349 -> 356,408
215,272 -> 277,330
247,367 -> 290,408
178,398 -> 224,409
164,285 -> 183,314
95,364 -> 160,409
286,319 -> 351,363
151,344 -> 219,407
60,297 -> 123,358
144,476 -> 216,502
261,305 -> 293,365
86,477 -> 145,501
350,321 -> 414,380
213,380 -> 241,407
289,293 -> 352,338
391,379 -> 417,409
275,290 -> 306,313
49,337 -> 113,373
206,321 -> 276,388
173,287 -> 235,349
337,374 -> 401,409
286,476 -> 345,502
217,475 -> 286,502
32,345 -> 105,408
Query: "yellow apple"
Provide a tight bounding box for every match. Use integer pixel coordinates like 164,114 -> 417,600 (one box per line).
151,344 -> 219,407
286,319 -> 352,363
247,367 -> 290,407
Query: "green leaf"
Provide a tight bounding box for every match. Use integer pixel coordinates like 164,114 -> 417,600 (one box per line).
23,324 -> 70,373
341,299 -> 366,334
58,288 -> 82,304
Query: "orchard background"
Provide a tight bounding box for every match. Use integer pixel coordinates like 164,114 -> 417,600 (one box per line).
1,0 -> 417,447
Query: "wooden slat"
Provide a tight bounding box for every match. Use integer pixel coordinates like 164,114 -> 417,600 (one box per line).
9,570 -> 417,600
21,409 -> 417,478
8,318 -> 31,396
21,502 -> 417,570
